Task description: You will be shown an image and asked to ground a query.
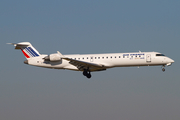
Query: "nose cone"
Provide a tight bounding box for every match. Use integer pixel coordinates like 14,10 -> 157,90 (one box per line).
170,59 -> 175,63
168,58 -> 174,64
166,58 -> 174,66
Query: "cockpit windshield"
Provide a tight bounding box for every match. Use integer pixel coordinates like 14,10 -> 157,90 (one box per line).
156,54 -> 165,56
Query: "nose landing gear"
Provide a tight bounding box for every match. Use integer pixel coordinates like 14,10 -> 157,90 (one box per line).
83,69 -> 91,78
162,65 -> 165,72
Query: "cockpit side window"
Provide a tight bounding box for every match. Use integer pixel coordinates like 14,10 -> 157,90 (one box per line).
156,54 -> 165,56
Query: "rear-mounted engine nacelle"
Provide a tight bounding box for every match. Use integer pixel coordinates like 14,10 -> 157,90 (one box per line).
44,53 -> 62,62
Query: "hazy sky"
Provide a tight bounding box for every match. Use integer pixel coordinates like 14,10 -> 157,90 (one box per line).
1,0 -> 180,120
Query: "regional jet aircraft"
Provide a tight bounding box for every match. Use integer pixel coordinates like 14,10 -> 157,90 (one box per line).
8,42 -> 174,78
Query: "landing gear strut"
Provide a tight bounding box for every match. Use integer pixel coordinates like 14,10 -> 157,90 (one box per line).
162,65 -> 165,72
83,69 -> 91,78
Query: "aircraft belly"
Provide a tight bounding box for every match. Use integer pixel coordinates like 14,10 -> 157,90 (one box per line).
28,59 -> 70,69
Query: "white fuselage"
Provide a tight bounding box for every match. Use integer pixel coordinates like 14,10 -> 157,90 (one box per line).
27,52 -> 174,72
9,42 -> 174,78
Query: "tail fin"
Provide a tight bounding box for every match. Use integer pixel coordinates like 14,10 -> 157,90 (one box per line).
7,42 -> 41,59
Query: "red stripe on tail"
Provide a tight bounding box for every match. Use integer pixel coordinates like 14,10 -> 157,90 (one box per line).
21,49 -> 30,58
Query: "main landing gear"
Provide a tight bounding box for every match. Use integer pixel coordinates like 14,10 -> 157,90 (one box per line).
83,69 -> 91,78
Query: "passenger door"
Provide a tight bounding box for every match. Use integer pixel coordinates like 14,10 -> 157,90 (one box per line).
146,54 -> 151,62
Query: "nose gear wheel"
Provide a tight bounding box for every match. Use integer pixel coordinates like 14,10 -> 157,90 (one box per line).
161,65 -> 165,72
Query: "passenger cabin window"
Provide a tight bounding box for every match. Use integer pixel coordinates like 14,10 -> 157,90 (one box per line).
156,54 -> 165,56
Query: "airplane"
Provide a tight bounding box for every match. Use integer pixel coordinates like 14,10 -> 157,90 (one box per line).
8,42 -> 174,78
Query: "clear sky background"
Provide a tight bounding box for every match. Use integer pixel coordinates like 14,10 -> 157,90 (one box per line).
1,0 -> 180,120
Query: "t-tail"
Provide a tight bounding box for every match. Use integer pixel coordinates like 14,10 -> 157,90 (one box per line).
7,42 -> 41,59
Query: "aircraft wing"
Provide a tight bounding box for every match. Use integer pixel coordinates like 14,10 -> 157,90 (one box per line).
62,57 -> 106,71
56,51 -> 106,71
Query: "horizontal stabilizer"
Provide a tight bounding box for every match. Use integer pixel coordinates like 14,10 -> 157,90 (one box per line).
7,42 -> 31,49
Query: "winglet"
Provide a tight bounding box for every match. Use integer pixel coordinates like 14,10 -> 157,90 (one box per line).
57,51 -> 65,58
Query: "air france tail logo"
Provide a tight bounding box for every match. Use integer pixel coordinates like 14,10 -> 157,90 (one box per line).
21,47 -> 39,58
